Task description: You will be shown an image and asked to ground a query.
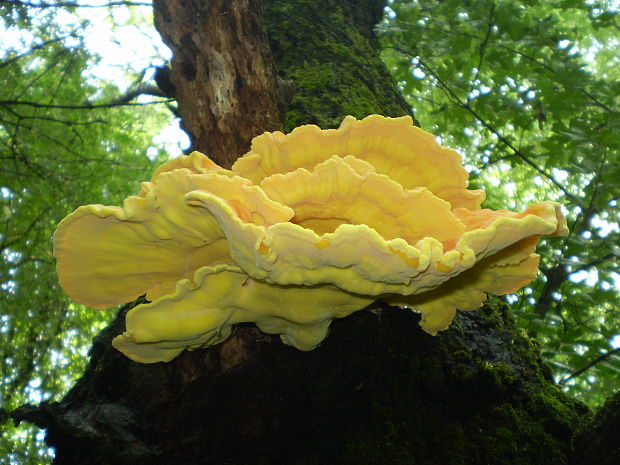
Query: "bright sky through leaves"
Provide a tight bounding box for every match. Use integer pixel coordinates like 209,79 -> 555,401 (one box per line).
0,0 -> 189,153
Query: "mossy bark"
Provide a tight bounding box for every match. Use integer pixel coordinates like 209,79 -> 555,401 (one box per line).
263,0 -> 413,130
573,389 -> 620,465
12,1 -> 614,464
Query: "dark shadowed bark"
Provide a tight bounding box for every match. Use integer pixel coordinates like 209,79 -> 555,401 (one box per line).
12,0 -> 618,464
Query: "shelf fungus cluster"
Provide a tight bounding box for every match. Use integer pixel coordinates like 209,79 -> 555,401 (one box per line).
53,115 -> 567,363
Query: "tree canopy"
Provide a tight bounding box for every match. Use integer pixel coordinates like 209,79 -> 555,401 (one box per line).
0,0 -> 618,463
0,1 -> 174,462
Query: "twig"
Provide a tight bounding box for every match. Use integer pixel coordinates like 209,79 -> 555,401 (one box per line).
468,3 -> 495,98
559,348 -> 620,385
1,0 -> 151,8
11,114 -> 105,126
0,29 -> 81,70
0,98 -> 173,109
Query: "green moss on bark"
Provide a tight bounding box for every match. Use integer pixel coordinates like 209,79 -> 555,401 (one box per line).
573,389 -> 620,465
264,0 -> 412,131
325,301 -> 592,465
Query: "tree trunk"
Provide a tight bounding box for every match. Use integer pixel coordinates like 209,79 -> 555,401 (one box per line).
13,1 -> 617,464
152,0 -> 282,167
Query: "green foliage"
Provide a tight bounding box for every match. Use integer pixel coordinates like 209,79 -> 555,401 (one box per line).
380,0 -> 619,405
0,3 -> 172,464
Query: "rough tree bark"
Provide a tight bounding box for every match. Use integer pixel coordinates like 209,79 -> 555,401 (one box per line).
153,0 -> 281,167
12,1 -> 619,464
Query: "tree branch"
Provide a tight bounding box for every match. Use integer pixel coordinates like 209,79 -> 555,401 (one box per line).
1,0 -> 151,8
0,28 -> 82,70
559,348 -> 620,385
0,98 -> 173,110
530,152 -> 608,335
468,3 -> 495,98
569,253 -> 616,276
106,83 -> 166,105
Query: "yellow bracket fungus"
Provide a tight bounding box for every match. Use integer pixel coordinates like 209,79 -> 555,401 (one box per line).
53,114 -> 567,363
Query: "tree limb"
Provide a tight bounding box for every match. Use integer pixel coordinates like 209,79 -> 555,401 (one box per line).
559,348 -> 620,385
0,28 -> 82,70
0,98 -> 173,110
1,0 -> 151,8
468,3 -> 495,98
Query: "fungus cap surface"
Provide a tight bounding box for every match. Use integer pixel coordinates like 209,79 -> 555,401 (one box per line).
112,263 -> 374,362
53,114 -> 567,362
232,114 -> 486,210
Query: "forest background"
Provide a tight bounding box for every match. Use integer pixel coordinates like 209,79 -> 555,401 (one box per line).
0,0 -> 618,463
